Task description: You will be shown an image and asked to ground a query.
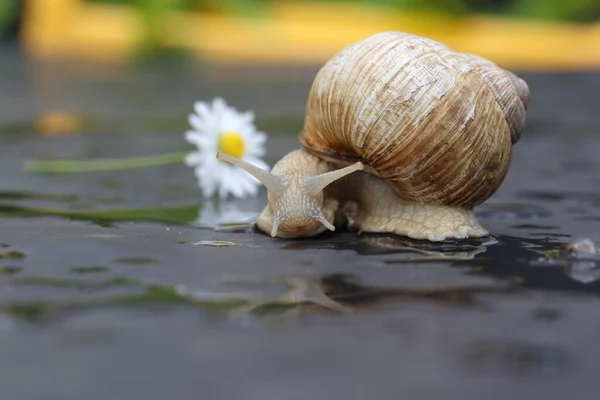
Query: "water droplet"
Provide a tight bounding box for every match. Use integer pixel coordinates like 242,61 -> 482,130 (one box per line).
188,240 -> 236,247
530,237 -> 600,284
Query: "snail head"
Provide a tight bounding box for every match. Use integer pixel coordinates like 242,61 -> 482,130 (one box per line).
216,152 -> 363,238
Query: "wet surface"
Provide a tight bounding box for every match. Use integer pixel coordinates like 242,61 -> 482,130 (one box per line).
1,51 -> 600,399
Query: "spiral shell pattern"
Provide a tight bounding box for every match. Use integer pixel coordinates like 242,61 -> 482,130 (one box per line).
299,31 -> 529,208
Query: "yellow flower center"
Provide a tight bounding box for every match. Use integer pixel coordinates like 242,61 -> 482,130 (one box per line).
218,132 -> 245,158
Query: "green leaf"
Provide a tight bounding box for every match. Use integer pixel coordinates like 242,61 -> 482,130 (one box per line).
0,204 -> 201,226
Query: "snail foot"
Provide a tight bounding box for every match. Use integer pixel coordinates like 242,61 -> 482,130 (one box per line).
344,200 -> 489,242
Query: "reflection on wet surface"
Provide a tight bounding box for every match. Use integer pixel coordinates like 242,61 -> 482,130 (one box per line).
531,238 -> 600,284
70,266 -> 110,275
114,257 -> 157,265
1,62 -> 600,399
0,266 -> 21,275
462,339 -> 573,378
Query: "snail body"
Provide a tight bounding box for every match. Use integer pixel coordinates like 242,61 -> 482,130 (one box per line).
217,31 -> 530,241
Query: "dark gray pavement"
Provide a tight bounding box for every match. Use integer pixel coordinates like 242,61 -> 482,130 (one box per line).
1,49 -> 600,399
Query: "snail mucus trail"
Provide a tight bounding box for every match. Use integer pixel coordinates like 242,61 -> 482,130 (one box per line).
216,31 -> 530,242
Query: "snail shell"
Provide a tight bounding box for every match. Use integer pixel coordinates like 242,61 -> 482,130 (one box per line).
299,31 -> 529,208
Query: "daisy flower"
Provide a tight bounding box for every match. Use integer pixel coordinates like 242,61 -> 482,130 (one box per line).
184,98 -> 270,199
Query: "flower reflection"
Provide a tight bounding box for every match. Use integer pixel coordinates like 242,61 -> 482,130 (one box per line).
190,200 -> 258,230
175,274 -> 352,315
175,271 -> 507,318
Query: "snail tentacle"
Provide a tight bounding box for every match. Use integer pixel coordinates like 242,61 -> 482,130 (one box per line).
216,152 -> 286,196
303,161 -> 364,194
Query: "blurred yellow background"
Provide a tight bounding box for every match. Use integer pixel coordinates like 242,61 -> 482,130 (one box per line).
13,0 -> 600,71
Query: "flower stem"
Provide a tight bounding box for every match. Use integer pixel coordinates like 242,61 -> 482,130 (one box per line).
24,151 -> 189,173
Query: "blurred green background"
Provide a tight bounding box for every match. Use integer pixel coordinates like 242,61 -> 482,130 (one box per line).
2,0 -> 600,36
83,0 -> 600,21
1,0 -> 599,54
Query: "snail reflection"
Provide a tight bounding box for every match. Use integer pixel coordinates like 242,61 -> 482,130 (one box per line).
282,233 -> 491,261
218,31 -> 529,242
176,268 -> 507,316
177,274 -> 353,314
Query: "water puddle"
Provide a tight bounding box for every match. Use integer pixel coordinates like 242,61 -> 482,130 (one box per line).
0,190 -> 258,231
1,176 -> 598,324
2,181 -> 597,322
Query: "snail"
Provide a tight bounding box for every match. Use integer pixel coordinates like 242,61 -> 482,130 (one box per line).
216,31 -> 530,241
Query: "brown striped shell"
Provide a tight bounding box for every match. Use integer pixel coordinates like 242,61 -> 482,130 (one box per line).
299,31 -> 529,208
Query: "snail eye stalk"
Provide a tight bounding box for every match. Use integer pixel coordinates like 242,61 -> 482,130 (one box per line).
216,152 -> 286,196
303,161 -> 364,195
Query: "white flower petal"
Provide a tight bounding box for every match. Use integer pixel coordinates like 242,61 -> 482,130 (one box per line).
229,165 -> 256,199
184,151 -> 204,167
212,98 -> 228,120
237,173 -> 260,196
243,156 -> 271,173
245,143 -> 266,158
200,178 -> 217,199
217,176 -> 233,200
227,171 -> 247,199
193,101 -> 213,122
185,131 -> 214,149
242,130 -> 267,154
200,155 -> 219,175
188,114 -> 210,133
232,111 -> 255,131
241,110 -> 255,123
254,131 -> 267,145
196,164 -> 217,198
